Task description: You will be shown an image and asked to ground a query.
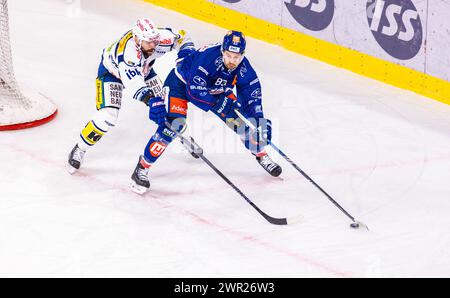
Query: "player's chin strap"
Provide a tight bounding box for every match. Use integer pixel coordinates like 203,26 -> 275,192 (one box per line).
233,109 -> 369,231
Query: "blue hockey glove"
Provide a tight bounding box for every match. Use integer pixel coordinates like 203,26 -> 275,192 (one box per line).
148,96 -> 167,126
212,89 -> 241,117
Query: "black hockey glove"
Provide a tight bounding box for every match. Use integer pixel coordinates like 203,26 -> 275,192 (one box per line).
139,88 -> 156,106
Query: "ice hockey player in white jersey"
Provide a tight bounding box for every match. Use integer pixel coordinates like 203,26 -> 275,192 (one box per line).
67,18 -> 194,174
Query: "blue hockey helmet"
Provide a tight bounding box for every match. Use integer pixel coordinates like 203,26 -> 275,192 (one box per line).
222,30 -> 246,54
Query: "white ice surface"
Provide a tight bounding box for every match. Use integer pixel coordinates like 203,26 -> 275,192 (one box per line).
1,0 -> 450,277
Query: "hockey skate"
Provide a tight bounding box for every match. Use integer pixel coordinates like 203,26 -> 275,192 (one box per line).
256,153 -> 282,177
67,144 -> 86,174
130,155 -> 151,194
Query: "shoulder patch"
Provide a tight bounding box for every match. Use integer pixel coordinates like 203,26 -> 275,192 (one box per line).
117,31 -> 134,55
198,66 -> 209,76
239,62 -> 248,77
120,42 -> 142,67
215,56 -> 223,67
249,78 -> 259,86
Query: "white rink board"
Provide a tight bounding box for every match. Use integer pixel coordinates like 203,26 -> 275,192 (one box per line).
426,0 -> 450,81
211,0 -> 448,81
214,0 -> 283,26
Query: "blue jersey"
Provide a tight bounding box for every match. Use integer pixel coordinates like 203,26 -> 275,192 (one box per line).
175,44 -> 264,118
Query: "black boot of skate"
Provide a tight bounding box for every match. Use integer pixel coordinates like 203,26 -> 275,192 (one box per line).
256,153 -> 282,177
130,155 -> 151,194
67,144 -> 86,174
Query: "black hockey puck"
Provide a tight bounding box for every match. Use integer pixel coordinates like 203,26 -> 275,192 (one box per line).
350,222 -> 360,229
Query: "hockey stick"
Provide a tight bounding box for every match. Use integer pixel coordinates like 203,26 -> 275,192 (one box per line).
167,122 -> 301,225
234,110 -> 368,230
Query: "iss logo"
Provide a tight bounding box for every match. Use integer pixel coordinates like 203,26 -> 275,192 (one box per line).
284,0 -> 334,31
367,0 -> 423,60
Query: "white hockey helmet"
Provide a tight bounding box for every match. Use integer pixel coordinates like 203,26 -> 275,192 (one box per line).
132,18 -> 160,44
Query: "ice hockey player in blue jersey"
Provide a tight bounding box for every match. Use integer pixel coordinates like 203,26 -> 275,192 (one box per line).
130,30 -> 282,194
67,18 -> 194,174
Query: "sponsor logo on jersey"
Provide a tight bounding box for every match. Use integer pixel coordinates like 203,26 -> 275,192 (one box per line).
125,68 -> 142,80
249,78 -> 259,86
198,66 -> 209,75
284,0 -> 334,31
162,128 -> 176,138
193,76 -> 207,86
366,0 -> 423,60
239,62 -> 247,77
216,97 -> 229,114
215,56 -> 223,67
251,88 -> 262,99
117,31 -> 134,54
160,38 -> 173,45
190,85 -> 207,91
169,97 -> 188,115
108,83 -> 123,106
81,121 -> 105,145
87,131 -> 103,143
170,105 -> 188,115
149,141 -> 167,157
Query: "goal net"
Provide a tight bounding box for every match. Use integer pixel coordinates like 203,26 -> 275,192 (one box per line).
0,0 -> 57,130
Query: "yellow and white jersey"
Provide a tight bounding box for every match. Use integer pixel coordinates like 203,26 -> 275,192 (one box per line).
102,28 -> 180,78
100,28 -> 181,100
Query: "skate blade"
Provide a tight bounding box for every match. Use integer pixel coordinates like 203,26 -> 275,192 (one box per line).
67,164 -> 78,175
129,181 -> 149,195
